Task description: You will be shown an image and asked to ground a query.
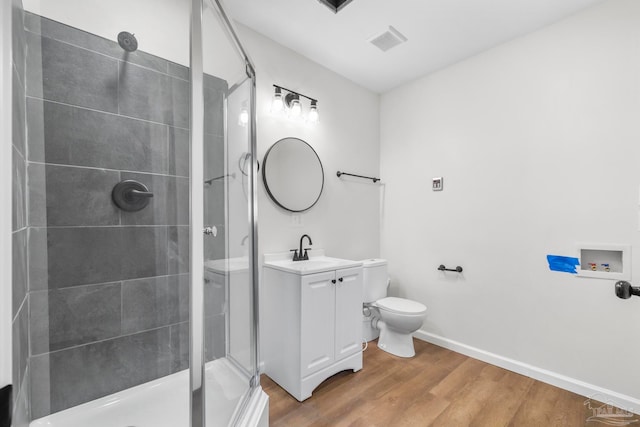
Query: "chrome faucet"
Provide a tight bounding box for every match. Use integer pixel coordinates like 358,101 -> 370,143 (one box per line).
291,234 -> 312,261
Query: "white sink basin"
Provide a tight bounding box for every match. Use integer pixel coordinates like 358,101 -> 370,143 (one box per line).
264,254 -> 362,275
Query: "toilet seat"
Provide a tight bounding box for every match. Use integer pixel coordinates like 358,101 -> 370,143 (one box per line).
376,297 -> 426,315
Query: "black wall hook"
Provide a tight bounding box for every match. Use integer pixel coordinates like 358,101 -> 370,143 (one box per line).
438,265 -> 463,273
615,281 -> 640,299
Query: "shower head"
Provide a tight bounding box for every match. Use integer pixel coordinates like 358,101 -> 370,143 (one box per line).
117,31 -> 138,52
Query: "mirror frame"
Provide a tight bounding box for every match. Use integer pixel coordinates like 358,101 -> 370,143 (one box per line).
262,137 -> 325,213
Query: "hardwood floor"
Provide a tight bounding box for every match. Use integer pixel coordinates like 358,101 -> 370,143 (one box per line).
262,339 -> 630,426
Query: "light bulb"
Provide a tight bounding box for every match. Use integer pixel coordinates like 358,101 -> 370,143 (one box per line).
272,87 -> 284,113
290,98 -> 302,117
308,101 -> 319,124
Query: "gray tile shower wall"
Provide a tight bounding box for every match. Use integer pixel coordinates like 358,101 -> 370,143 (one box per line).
11,0 -> 29,425
23,13 -> 227,419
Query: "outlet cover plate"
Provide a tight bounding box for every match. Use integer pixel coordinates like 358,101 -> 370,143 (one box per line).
432,177 -> 443,191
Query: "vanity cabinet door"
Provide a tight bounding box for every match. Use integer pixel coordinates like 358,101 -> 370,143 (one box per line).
301,271 -> 336,377
334,267 -> 363,361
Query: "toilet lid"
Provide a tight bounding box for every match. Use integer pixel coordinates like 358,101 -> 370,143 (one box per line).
377,297 -> 427,314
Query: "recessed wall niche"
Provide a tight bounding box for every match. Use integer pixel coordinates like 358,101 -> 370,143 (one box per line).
577,244 -> 631,280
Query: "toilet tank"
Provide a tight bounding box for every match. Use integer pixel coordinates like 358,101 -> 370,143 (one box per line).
362,259 -> 388,303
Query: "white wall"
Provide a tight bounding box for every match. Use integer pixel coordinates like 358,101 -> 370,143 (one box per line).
381,0 -> 640,404
23,0 -> 190,65
235,24 -> 381,262
0,0 -> 13,388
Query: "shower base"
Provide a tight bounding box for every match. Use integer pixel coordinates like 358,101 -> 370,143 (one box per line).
30,358 -> 251,427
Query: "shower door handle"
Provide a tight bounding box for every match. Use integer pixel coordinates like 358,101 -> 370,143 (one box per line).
203,226 -> 218,237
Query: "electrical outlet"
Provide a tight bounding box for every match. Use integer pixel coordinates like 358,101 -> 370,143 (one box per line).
432,177 -> 443,191
291,213 -> 304,227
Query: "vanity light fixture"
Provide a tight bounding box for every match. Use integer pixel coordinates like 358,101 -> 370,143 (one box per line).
272,84 -> 319,123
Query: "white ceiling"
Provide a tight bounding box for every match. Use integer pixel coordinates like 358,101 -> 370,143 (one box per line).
227,0 -> 605,93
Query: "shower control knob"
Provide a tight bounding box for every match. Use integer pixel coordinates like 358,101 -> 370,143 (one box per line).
112,180 -> 154,212
203,226 -> 218,237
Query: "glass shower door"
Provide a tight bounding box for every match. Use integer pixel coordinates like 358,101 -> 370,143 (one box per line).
196,1 -> 259,426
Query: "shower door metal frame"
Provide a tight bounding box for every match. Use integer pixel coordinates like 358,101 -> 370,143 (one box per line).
0,0 -> 14,390
189,0 -> 259,425
189,0 -> 205,424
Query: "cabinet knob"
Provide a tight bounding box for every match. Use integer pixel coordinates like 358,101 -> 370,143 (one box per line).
331,279 -> 336,284
338,277 -> 344,282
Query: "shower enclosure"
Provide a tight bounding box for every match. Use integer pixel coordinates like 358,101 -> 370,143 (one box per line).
9,0 -> 266,425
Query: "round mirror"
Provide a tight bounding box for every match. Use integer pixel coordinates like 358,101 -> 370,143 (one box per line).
262,138 -> 324,212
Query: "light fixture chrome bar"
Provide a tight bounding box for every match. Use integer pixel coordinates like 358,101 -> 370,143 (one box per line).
273,84 -> 318,103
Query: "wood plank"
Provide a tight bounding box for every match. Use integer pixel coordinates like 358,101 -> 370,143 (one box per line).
429,368 -> 501,427
469,371 -> 534,426
264,339 -> 634,426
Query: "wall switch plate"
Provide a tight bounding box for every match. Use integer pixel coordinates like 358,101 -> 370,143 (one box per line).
432,177 -> 443,191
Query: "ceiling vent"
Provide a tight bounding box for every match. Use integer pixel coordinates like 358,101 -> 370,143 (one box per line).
317,0 -> 355,13
368,26 -> 408,52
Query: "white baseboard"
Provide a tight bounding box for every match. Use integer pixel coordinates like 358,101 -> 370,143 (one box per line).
414,329 -> 640,412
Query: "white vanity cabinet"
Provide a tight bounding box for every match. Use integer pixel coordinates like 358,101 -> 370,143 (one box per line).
262,259 -> 363,401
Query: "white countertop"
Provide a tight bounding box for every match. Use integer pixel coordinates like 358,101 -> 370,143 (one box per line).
263,250 -> 363,275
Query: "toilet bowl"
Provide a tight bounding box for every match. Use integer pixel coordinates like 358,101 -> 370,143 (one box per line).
362,259 -> 427,358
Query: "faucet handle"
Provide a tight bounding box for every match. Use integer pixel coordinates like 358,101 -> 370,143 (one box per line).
302,248 -> 311,260
290,249 -> 299,261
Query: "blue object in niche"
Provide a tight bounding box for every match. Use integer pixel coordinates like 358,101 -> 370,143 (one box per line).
546,255 -> 580,274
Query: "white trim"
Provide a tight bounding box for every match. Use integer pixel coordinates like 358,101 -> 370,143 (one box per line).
0,0 -> 14,388
235,387 -> 269,427
414,330 -> 640,412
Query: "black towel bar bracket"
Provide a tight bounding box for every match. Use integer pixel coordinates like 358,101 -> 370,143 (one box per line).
336,171 -> 380,183
438,265 -> 463,273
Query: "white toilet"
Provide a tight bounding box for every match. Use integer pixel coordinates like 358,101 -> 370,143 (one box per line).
362,259 -> 427,358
